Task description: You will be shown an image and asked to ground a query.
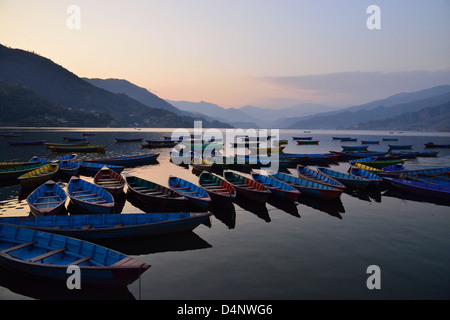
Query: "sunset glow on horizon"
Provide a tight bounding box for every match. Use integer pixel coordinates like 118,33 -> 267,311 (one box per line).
1,0 -> 449,109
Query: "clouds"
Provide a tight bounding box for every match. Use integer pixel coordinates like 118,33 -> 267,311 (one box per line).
258,70 -> 450,106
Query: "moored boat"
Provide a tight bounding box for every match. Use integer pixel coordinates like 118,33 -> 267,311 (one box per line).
0,163 -> 46,181
126,175 -> 188,210
48,145 -> 106,153
17,163 -> 59,188
45,141 -> 89,148
114,138 -> 143,143
58,160 -> 80,176
317,167 -> 371,189
63,136 -> 87,142
382,164 -> 405,172
191,158 -> 213,172
382,177 -> 450,200
361,140 -> 380,144
382,138 -> 398,141
0,223 -> 149,287
296,165 -> 346,189
142,140 -> 177,148
94,167 -> 125,197
297,140 -> 319,145
223,170 -> 271,203
292,137 -> 313,140
26,180 -> 67,216
67,176 -> 115,214
0,212 -> 212,240
270,172 -> 342,200
198,171 -> 236,205
251,171 -> 301,201
388,144 -> 413,150
424,142 -> 450,148
84,153 -> 159,167
8,140 -> 46,146
341,145 -> 369,151
348,167 -> 382,186
78,161 -> 125,175
168,176 -> 212,210
349,157 -> 407,168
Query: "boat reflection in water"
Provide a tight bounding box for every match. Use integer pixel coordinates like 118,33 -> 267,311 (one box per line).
234,196 -> 271,223
210,203 -> 236,229
297,196 -> 345,219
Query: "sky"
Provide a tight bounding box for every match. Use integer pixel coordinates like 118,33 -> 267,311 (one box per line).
1,0 -> 450,109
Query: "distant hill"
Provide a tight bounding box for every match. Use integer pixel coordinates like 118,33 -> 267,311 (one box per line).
344,101 -> 450,131
287,86 -> 450,130
0,80 -> 113,127
0,44 -> 230,128
84,78 -> 232,128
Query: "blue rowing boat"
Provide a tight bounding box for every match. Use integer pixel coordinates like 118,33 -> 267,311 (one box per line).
168,176 -> 212,210
341,145 -> 369,151
223,170 -> 272,203
270,172 -> 342,200
388,144 -> 413,150
382,164 -> 405,172
251,172 -> 301,201
296,165 -> 346,190
382,177 -> 450,199
58,160 -> 80,176
292,137 -> 313,140
348,167 -> 382,186
67,176 -> 115,214
78,161 -> 125,175
317,167 -> 371,189
0,223 -> 149,287
85,153 -> 160,167
26,180 -> 67,216
0,212 -> 212,240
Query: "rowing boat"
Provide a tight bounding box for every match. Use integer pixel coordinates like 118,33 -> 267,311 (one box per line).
0,223 -> 149,287
348,167 -> 382,186
250,172 -> 301,201
45,141 -> 89,148
168,176 -> 212,210
84,153 -> 159,167
349,157 -> 407,168
341,145 -> 369,151
0,161 -> 35,169
58,160 -> 80,176
382,164 -> 405,172
63,136 -> 87,142
382,177 -> 450,199
142,140 -> 177,148
330,151 -> 387,160
114,138 -> 143,142
0,163 -> 46,181
48,145 -> 107,153
8,140 -> 46,146
388,144 -> 413,150
361,140 -> 379,144
198,171 -> 236,205
296,165 -> 346,189
340,138 -> 357,141
94,167 -> 125,197
223,170 -> 271,203
126,175 -> 188,210
191,158 -> 213,172
316,167 -> 371,189
292,137 -> 313,140
296,140 -> 319,145
17,163 -> 59,188
0,212 -> 212,240
270,172 -> 343,200
78,161 -> 125,175
382,138 -> 398,141
26,180 -> 67,216
424,142 -> 450,148
67,176 -> 115,214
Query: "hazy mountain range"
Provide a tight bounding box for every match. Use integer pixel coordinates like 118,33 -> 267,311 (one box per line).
0,43 -> 449,131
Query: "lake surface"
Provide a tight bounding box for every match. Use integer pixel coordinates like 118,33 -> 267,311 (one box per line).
0,128 -> 449,300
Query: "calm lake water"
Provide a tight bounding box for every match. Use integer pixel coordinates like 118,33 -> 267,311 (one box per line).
0,127 -> 449,300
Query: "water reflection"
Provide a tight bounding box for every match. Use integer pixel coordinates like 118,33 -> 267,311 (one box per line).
210,204 -> 236,229
382,189 -> 450,207
0,266 -> 135,300
234,196 -> 271,222
297,196 -> 345,219
267,197 -> 301,218
93,231 -> 212,255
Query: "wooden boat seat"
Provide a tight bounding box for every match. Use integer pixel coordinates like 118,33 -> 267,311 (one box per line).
2,241 -> 37,254
69,256 -> 91,266
173,187 -> 190,190
29,248 -> 65,263
98,178 -> 117,182
37,195 -> 60,199
74,193 -> 97,198
35,201 -> 62,206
